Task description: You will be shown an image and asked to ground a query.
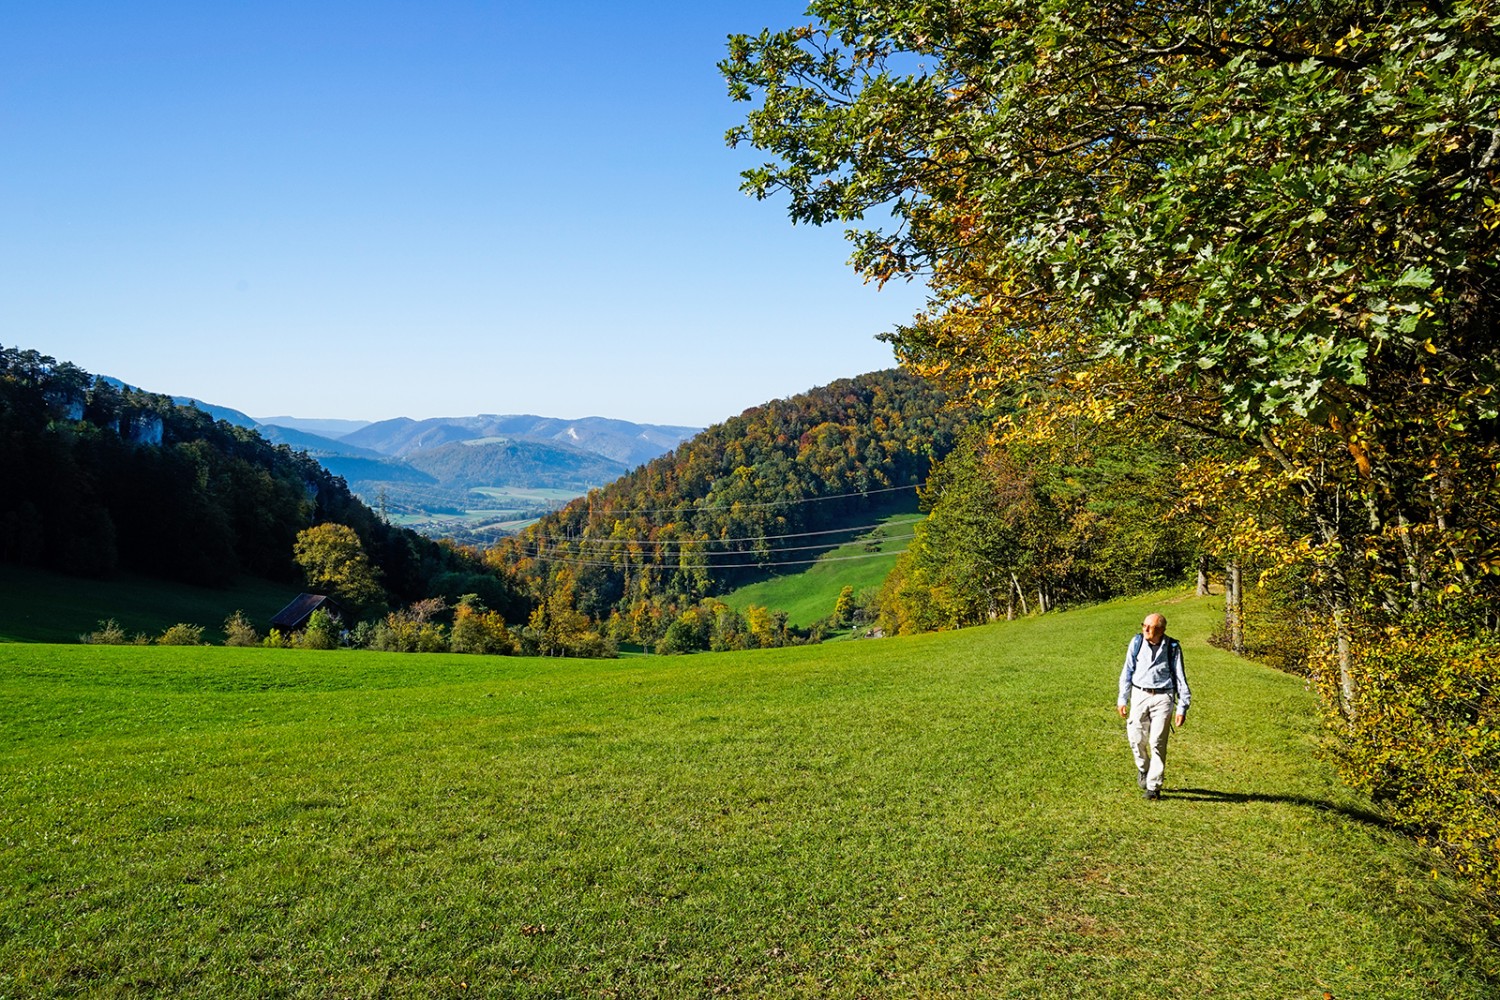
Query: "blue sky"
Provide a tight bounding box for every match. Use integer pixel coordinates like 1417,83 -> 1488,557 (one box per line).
0,2 -> 925,428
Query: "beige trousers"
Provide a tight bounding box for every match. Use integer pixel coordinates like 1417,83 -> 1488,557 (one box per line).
1126,690 -> 1175,792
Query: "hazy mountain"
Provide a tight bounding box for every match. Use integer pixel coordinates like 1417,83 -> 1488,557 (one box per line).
171,397 -> 261,429
255,424 -> 385,459
403,438 -> 630,490
342,414 -> 697,468
256,416 -> 373,438
317,455 -> 438,486
96,380 -> 699,540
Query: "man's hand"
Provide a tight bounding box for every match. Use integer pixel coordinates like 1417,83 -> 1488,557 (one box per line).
1117,704 -> 1128,718
1174,713 -> 1185,728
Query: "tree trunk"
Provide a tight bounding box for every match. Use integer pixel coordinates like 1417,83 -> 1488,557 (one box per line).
1196,554 -> 1212,597
1333,604 -> 1355,718
1012,574 -> 1029,617
1225,560 -> 1245,654
1395,509 -> 1425,604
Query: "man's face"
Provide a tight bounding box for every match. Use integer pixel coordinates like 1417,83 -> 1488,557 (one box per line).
1141,617 -> 1166,642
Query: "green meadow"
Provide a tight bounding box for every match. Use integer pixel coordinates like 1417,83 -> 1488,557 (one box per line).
1,592 -> 1493,997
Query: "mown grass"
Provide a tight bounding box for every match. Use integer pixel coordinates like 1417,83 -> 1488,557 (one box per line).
1,592 -> 1493,997
721,510 -> 921,628
0,563 -> 297,644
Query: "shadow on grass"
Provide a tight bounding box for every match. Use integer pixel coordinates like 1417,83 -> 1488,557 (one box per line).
1168,786 -> 1394,830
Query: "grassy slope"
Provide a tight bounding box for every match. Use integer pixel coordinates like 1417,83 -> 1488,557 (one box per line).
1,592 -> 1493,998
0,563 -> 299,644
720,511 -> 921,628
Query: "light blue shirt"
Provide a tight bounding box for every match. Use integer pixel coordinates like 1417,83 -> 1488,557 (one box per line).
1118,633 -> 1190,713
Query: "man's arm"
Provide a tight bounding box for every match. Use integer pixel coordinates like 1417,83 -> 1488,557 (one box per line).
1117,639 -> 1136,716
1172,641 -> 1190,726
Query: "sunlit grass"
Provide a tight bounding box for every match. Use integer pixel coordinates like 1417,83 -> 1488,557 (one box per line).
1,592 -> 1493,997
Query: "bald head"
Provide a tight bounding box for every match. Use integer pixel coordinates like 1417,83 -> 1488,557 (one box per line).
1142,613 -> 1166,642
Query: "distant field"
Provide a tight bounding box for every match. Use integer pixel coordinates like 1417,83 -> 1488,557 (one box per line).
384,484 -> 587,540
721,510 -> 922,628
466,486 -> 586,507
3,592 -> 1492,997
0,564 -> 297,644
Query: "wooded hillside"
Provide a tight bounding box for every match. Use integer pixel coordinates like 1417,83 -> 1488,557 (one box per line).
0,345 -> 489,608
489,369 -> 971,620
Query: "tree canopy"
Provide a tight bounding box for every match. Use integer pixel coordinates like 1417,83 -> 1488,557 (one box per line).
725,0 -> 1500,904
0,344 -> 496,606
724,0 -> 1500,617
292,524 -> 385,613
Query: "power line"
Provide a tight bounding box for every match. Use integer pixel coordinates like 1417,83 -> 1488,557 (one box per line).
519,519 -> 922,548
510,532 -> 918,560
557,482 -> 920,518
507,546 -> 913,571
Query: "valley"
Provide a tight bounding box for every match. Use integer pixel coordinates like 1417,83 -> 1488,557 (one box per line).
200,406 -> 700,540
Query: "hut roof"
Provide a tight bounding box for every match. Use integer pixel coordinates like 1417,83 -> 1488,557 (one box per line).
270,593 -> 343,631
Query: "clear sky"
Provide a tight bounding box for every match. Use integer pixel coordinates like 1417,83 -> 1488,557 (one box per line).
1,2 -> 926,428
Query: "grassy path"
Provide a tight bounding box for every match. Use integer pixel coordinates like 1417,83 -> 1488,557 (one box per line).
1,592 -> 1493,997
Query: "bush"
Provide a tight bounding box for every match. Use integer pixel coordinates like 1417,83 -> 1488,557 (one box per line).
449,597 -> 515,655
370,600 -> 449,653
658,607 -> 711,655
223,610 -> 260,647
80,619 -> 127,645
296,607 -> 341,650
157,623 -> 205,646
348,620 -> 377,649
1318,606 -> 1500,915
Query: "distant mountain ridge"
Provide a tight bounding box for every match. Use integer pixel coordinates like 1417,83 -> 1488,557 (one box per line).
255,424 -> 386,459
403,439 -> 630,490
254,413 -> 699,536
339,414 -> 698,469
124,384 -> 697,475
255,416 -> 372,438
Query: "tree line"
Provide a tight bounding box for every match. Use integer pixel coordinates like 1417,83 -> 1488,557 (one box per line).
877,425 -> 1196,634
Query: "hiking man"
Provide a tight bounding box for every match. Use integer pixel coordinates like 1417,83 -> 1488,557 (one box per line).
1116,612 -> 1190,800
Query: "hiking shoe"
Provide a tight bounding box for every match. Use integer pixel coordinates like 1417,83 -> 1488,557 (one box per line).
1143,788 -> 1161,800
1137,768 -> 1148,790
